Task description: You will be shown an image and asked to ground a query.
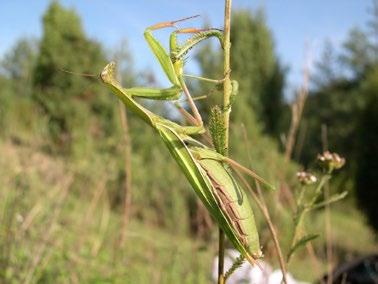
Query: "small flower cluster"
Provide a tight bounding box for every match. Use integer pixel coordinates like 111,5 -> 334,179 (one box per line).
296,171 -> 317,185
317,151 -> 345,173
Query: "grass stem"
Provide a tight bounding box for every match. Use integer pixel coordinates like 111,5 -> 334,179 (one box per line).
218,0 -> 232,283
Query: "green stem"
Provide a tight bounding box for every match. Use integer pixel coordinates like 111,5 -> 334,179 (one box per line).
287,210 -> 305,263
297,185 -> 306,205
288,174 -> 331,263
218,0 -> 232,283
222,0 -> 232,152
218,228 -> 225,284
309,174 -> 331,206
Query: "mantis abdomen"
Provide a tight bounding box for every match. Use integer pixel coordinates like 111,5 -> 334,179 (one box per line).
156,124 -> 261,263
198,158 -> 262,260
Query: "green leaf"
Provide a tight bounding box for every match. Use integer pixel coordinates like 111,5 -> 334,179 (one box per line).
288,234 -> 319,260
310,191 -> 348,211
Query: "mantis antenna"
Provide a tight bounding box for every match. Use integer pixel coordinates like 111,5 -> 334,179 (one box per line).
59,68 -> 98,78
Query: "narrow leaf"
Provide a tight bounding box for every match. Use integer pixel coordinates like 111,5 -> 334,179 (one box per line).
310,191 -> 348,211
288,234 -> 319,260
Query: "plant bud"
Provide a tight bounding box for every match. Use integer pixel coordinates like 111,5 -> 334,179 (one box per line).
317,151 -> 346,172
296,171 -> 317,185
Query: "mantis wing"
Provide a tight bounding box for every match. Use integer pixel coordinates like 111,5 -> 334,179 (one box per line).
156,123 -> 262,264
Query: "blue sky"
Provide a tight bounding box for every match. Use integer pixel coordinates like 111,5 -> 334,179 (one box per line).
0,1 -> 370,93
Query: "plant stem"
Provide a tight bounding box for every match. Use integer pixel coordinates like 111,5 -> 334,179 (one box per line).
118,101 -> 133,248
309,174 -> 331,206
255,183 -> 288,284
297,185 -> 306,205
218,0 -> 232,283
288,174 -> 330,264
218,228 -> 225,284
287,209 -> 305,263
223,0 -> 232,152
324,181 -> 333,284
285,48 -> 309,161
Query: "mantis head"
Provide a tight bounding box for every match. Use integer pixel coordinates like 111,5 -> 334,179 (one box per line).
100,61 -> 118,86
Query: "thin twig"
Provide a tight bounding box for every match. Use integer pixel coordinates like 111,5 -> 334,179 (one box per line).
111,64 -> 133,248
255,183 -> 288,284
282,46 -> 312,212
218,227 -> 225,284
285,46 -> 310,161
118,101 -> 133,248
325,181 -> 333,284
222,0 -> 232,151
321,124 -> 333,284
235,172 -> 288,284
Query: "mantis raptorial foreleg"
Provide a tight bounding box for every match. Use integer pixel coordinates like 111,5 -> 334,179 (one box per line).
118,17 -> 224,128
100,62 -> 205,136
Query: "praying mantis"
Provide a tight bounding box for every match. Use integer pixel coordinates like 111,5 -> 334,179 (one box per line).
100,16 -> 274,265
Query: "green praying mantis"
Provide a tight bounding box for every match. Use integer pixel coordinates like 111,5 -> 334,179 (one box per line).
100,16 -> 274,265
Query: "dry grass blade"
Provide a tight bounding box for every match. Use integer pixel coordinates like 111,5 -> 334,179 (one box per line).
285,47 -> 310,161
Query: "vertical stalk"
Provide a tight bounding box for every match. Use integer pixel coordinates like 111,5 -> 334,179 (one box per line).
223,0 -> 232,151
325,181 -> 333,284
321,124 -> 333,284
218,227 -> 225,284
118,101 -> 133,248
285,47 -> 309,162
255,185 -> 288,284
116,61 -> 133,248
218,0 -> 232,283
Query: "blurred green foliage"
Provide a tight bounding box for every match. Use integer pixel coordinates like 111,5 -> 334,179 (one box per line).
299,7 -> 378,230
355,67 -> 378,230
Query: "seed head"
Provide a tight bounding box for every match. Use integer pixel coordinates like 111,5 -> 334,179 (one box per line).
297,171 -> 317,185
317,151 -> 345,173
209,105 -> 226,155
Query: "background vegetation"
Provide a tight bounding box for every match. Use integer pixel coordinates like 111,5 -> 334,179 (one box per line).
0,2 -> 377,283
